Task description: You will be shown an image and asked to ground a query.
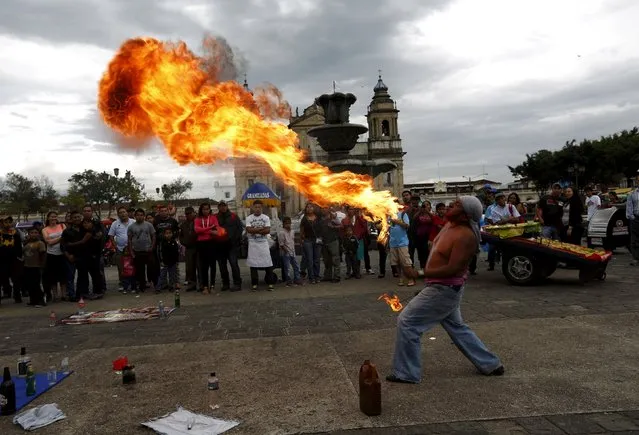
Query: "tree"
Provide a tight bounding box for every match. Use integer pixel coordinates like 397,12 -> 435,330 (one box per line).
60,191 -> 87,211
508,150 -> 559,196
510,127 -> 639,192
0,173 -> 60,219
1,172 -> 36,220
32,176 -> 60,215
160,177 -> 193,201
68,170 -> 144,217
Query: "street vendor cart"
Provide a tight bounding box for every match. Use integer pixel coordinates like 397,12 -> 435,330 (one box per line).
482,222 -> 612,286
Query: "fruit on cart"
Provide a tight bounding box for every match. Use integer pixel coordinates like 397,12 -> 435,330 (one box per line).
535,238 -> 612,261
483,221 -> 541,239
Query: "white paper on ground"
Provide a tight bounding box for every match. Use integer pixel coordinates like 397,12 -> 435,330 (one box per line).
13,403 -> 66,431
142,407 -> 240,435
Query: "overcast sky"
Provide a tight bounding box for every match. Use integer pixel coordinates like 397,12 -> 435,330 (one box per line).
1,0 -> 639,198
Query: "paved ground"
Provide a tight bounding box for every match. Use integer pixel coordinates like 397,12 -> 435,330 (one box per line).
0,250 -> 637,434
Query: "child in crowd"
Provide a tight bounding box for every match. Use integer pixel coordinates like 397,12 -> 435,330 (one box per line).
23,227 -> 46,306
156,228 -> 180,292
278,217 -> 302,286
342,225 -> 361,279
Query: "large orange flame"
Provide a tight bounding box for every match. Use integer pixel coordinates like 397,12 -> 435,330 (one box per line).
378,293 -> 403,312
98,37 -> 399,235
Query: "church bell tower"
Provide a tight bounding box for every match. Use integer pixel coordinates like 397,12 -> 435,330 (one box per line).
365,73 -> 404,197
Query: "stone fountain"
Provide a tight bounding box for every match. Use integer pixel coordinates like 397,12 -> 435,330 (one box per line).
307,92 -> 396,177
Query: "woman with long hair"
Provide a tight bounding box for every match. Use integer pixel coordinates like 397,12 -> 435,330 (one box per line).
194,202 -> 219,294
41,211 -> 67,302
507,192 -> 527,216
300,203 -> 321,283
561,186 -> 585,245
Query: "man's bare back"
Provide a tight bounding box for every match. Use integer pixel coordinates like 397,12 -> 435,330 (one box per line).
424,222 -> 476,279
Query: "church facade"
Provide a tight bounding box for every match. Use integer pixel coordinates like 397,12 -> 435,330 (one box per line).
234,75 -> 405,218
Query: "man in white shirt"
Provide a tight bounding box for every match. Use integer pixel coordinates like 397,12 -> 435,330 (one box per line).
488,193 -> 521,225
245,200 -> 275,291
108,206 -> 134,292
585,186 -> 601,221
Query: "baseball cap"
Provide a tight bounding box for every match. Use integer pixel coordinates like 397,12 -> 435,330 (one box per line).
552,182 -> 562,188
218,201 -> 227,206
495,192 -> 506,199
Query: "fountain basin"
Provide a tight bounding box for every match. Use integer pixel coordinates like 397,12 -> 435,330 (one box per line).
307,123 -> 368,154
326,158 -> 397,177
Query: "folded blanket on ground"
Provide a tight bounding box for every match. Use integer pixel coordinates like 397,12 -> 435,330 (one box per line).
13,403 -> 66,431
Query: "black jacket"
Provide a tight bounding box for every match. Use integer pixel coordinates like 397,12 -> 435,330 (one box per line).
216,211 -> 243,245
158,239 -> 179,266
566,195 -> 585,228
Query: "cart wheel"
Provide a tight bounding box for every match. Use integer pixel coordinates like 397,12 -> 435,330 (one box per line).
502,254 -> 539,286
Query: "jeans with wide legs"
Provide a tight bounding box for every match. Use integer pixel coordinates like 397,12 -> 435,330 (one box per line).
302,240 -> 321,281
392,284 -> 502,382
183,246 -> 198,288
226,245 -> 242,287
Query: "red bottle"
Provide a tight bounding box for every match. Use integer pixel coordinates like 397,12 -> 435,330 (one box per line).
359,360 -> 381,416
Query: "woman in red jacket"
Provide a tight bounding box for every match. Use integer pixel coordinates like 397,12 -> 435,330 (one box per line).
194,203 -> 220,294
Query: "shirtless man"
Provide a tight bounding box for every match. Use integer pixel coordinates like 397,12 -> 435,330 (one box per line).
387,196 -> 504,384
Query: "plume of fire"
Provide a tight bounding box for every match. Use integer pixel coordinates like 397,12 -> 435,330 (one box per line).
97,37 -> 400,237
378,293 -> 403,312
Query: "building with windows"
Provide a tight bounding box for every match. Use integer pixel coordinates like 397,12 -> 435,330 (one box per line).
404,177 -> 501,204
234,75 -> 406,218
212,181 -> 235,202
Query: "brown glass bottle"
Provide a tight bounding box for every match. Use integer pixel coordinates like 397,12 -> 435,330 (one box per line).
359,359 -> 381,416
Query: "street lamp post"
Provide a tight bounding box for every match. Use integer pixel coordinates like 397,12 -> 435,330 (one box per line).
567,164 -> 585,191
113,168 -> 120,177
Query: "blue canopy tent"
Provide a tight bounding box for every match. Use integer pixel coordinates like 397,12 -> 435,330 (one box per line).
241,182 -> 281,207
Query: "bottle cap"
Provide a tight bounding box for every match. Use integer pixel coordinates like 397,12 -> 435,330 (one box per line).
211,372 -> 216,376
21,347 -> 26,355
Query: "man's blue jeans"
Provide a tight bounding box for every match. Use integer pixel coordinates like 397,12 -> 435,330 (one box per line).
392,283 -> 502,382
281,253 -> 301,283
542,226 -> 561,240
302,240 -> 321,280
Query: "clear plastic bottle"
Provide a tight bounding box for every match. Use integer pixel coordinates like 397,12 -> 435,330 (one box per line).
208,372 -> 219,410
61,357 -> 70,375
47,356 -> 57,386
158,301 -> 165,319
49,311 -> 57,327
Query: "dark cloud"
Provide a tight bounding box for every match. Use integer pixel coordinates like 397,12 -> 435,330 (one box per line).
0,0 -> 205,49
